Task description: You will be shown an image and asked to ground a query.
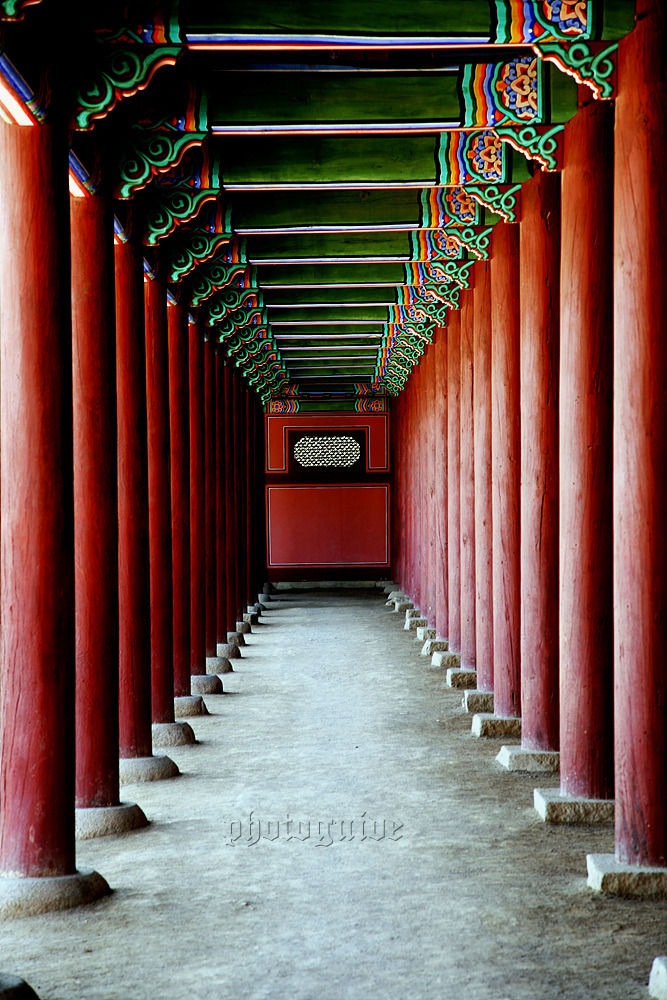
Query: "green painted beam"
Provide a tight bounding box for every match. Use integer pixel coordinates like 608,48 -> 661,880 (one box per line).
230,188 -> 423,229
271,323 -> 385,338
262,286 -> 397,305
256,262 -> 409,285
187,0 -> 495,38
207,71 -> 460,125
268,305 -> 389,323
217,134 -> 440,185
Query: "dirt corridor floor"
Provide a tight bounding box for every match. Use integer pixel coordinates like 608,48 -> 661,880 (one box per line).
1,588 -> 666,1000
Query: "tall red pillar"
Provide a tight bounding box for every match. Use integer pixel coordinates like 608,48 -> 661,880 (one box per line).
72,184 -> 148,835
490,224 -> 521,719
206,340 -> 231,671
168,297 -> 206,713
434,326 -> 448,641
424,345 -> 436,625
188,319 -> 222,696
519,171 -> 560,753
116,230 -> 152,759
189,318 -> 206,674
613,0 -> 667,867
559,99 -> 614,802
225,365 -> 241,641
0,121 -> 77,879
71,188 -> 119,810
245,387 -> 256,608
145,272 -> 174,725
459,284 -> 476,673
474,261 -> 493,692
233,374 -> 246,627
145,272 -> 196,747
447,307 -> 462,653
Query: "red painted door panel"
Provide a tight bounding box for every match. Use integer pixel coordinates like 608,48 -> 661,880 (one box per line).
267,485 -> 388,567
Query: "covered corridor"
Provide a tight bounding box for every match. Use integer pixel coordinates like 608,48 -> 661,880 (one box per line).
1,587 -> 665,1000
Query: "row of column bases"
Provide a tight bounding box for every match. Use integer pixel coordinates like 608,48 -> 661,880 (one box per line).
0,130 -> 268,920
391,4 -> 667,906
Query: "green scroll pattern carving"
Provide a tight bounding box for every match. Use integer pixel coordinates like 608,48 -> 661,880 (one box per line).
145,187 -> 218,245
468,184 -> 522,224
117,127 -> 207,199
169,234 -> 231,283
493,124 -> 564,172
75,46 -> 181,130
534,41 -> 617,101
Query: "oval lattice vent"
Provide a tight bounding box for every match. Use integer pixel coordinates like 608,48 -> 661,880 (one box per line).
293,435 -> 361,468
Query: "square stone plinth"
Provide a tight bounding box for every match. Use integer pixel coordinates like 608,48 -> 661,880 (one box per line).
650,957 -> 667,998
405,616 -> 427,631
422,638 -> 448,656
463,690 -> 494,713
432,650 -> 460,669
587,854 -> 667,898
446,667 -> 477,689
534,788 -> 614,824
471,714 -> 521,738
394,600 -> 413,613
496,746 -> 560,773
416,626 -> 436,642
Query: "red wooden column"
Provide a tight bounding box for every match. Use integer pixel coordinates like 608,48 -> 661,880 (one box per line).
206,340 -> 231,672
145,271 -> 197,749
517,170 -> 560,760
233,375 -> 246,629
189,320 -> 221,695
225,365 -> 241,642
168,297 -> 206,714
116,224 -> 178,783
72,183 -> 147,835
434,326 -> 448,642
217,353 -> 238,657
611,0 -> 667,870
0,120 -> 105,907
473,261 -> 493,693
245,387 -> 255,608
447,307 -> 462,654
254,399 -> 268,596
490,224 -> 521,720
459,283 -> 476,675
425,344 -> 437,626
558,99 -> 614,808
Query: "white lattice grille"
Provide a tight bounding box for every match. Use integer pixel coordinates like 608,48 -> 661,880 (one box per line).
293,435 -> 361,468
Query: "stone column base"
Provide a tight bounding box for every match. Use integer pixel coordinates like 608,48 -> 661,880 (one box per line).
75,802 -> 148,840
381,582 -> 398,594
258,592 -> 272,603
0,868 -> 111,919
217,642 -> 241,659
227,631 -> 246,646
650,957 -> 667,998
393,600 -> 413,613
432,650 -> 460,669
421,638 -> 448,656
463,690 -> 493,713
236,620 -> 251,634
496,746 -> 559,772
119,754 -> 180,784
416,626 -> 436,642
446,667 -> 477,689
404,616 -> 427,631
207,655 -> 233,674
533,789 -> 614,824
0,973 -> 40,998
471,714 -> 520,738
191,674 -> 223,695
152,722 -> 195,748
587,854 -> 667,898
174,695 -> 208,717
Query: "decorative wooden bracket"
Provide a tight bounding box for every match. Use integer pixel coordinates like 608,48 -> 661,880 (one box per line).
447,225 -> 493,260
533,40 -> 618,101
468,183 -> 522,223
117,126 -> 207,199
169,232 -> 231,283
74,45 -> 181,130
144,186 -> 218,245
493,124 -> 564,172
0,0 -> 42,19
